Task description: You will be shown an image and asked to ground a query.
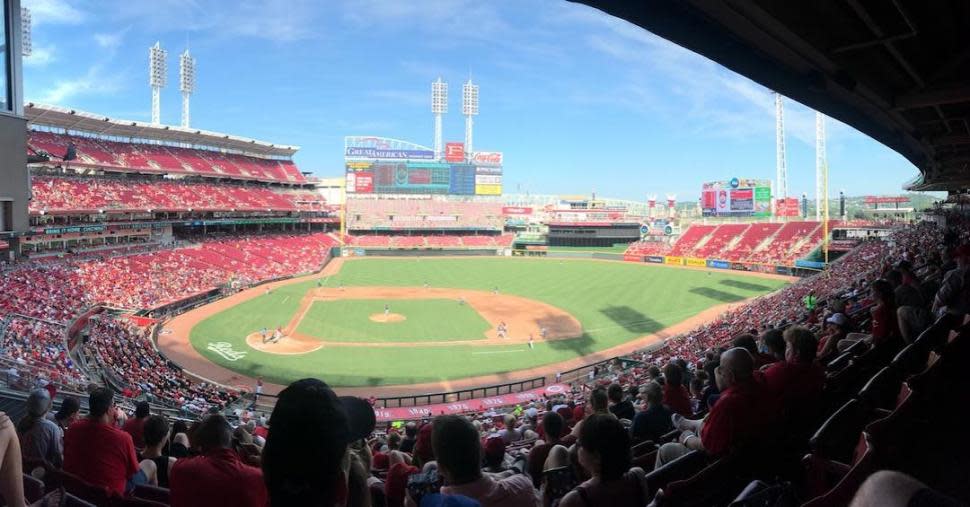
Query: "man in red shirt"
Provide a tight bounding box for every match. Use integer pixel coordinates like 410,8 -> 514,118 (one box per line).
656,348 -> 769,466
63,387 -> 142,496
169,414 -> 267,507
763,327 -> 825,441
121,401 -> 150,449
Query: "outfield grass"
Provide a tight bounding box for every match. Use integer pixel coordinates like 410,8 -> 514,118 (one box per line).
294,299 -> 490,343
190,258 -> 787,387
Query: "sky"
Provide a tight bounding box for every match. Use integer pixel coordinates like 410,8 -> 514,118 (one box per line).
22,0 -> 922,201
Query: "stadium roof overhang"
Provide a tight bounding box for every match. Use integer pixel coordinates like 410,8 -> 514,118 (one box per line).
25,103 -> 299,158
571,0 -> 970,192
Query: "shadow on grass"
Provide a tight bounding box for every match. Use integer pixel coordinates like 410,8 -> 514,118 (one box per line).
599,306 -> 664,334
689,287 -> 747,303
719,279 -> 772,292
546,332 -> 596,357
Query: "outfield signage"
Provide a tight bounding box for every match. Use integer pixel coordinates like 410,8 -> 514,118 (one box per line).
686,257 -> 706,267
706,259 -> 730,269
373,383 -> 569,422
502,206 -> 533,216
664,256 -> 684,265
646,256 -> 664,263
471,151 -> 503,166
345,147 -> 434,160
43,225 -> 106,235
795,259 -> 826,270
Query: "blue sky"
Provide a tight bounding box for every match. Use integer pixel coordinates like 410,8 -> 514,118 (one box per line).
22,0 -> 921,201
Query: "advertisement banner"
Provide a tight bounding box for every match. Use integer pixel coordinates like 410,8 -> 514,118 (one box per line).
775,197 -> 800,217
715,189 -> 731,212
475,184 -> 502,195
475,174 -> 502,185
795,259 -> 826,270
686,257 -> 707,267
373,384 -> 569,423
706,259 -> 730,269
345,161 -> 373,171
730,189 -> 753,211
623,254 -> 642,262
345,172 -> 356,192
470,151 -> 503,166
445,142 -> 465,162
345,147 -> 434,160
646,256 -> 664,263
775,266 -> 793,275
730,262 -> 748,271
353,172 -> 373,193
408,169 -> 431,185
664,256 -> 684,265
475,166 -> 503,175
502,207 -> 533,215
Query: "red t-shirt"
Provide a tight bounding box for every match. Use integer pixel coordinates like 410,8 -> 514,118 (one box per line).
762,360 -> 825,418
122,416 -> 147,448
169,449 -> 267,507
663,384 -> 693,417
700,379 -> 768,456
870,303 -> 899,345
63,418 -> 140,495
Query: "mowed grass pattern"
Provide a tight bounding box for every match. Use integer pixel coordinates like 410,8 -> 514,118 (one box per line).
190,258 -> 787,386
295,299 -> 490,343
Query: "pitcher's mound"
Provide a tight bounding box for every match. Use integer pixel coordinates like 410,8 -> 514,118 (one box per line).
370,313 -> 406,323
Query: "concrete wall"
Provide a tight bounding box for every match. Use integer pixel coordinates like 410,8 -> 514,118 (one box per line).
0,115 -> 27,234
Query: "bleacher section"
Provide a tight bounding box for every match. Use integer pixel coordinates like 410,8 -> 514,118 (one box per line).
28,131 -> 306,184
346,198 -> 504,231
625,221 -> 840,266
29,176 -> 326,214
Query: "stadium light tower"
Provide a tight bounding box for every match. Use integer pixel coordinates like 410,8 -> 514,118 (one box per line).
432,77 -> 448,159
20,7 -> 31,57
462,79 -> 479,158
179,49 -> 196,128
149,42 -> 168,125
815,112 -> 827,221
775,93 -> 788,206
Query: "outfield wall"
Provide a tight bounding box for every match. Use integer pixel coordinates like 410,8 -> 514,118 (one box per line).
342,247 -> 504,257
621,253 -> 821,277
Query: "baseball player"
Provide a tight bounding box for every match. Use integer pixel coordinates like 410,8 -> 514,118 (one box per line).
528,334 -> 534,350
384,304 -> 390,317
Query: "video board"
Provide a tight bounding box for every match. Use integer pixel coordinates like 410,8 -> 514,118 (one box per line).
701,178 -> 772,217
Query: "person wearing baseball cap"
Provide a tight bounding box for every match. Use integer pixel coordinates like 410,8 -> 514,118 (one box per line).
261,378 -> 376,507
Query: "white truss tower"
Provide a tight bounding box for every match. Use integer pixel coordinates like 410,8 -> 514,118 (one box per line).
815,112 -> 827,221
179,50 -> 196,128
775,93 -> 788,205
20,7 -> 31,57
149,42 -> 168,125
431,78 -> 447,159
462,79 -> 479,158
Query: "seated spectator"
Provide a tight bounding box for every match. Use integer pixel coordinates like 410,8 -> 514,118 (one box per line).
400,422 -> 418,453
482,437 -> 507,473
433,415 -> 538,507
50,396 -> 80,432
838,279 -> 901,353
762,327 -> 825,440
607,383 -> 634,421
63,387 -> 143,495
527,411 -> 565,488
170,414 -> 266,507
759,328 -> 785,364
631,382 -> 673,444
261,378 -> 375,507
139,415 -> 176,488
122,401 -> 150,449
661,363 -> 692,417
932,245 -> 970,315
16,388 -> 62,467
385,450 -> 419,507
560,414 -> 647,507
732,334 -> 774,368
656,348 -> 768,467
498,414 -> 522,444
570,388 -> 610,438
817,313 -> 849,360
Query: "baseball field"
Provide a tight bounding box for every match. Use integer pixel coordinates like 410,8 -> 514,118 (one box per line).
168,257 -> 789,391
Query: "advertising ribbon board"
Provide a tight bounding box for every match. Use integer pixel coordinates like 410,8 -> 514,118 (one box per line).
706,259 -> 730,269
664,256 -> 684,266
646,256 -> 664,263
686,257 -> 707,267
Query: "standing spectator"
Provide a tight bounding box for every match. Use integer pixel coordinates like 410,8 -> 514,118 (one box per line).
170,415 -> 266,507
139,415 -> 176,488
122,401 -> 150,449
661,363 -> 692,417
560,414 -> 647,507
16,388 -> 62,467
63,388 -> 143,495
433,415 -> 538,507
607,383 -> 635,421
261,378 -> 376,507
631,382 -> 673,444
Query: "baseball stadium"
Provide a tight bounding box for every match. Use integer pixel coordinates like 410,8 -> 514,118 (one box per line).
0,0 -> 968,506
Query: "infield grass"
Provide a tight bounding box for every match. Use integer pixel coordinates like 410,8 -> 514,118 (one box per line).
294,299 -> 490,343
190,258 -> 787,386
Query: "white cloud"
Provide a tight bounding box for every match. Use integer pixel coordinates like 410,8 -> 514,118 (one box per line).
30,64 -> 122,105
24,45 -> 55,67
94,28 -> 129,51
22,0 -> 84,25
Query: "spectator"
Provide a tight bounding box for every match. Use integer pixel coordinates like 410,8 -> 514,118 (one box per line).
433,415 -> 538,507
817,313 -> 849,360
400,422 -> 418,453
122,401 -> 150,449
385,451 -> 418,507
838,279 -> 901,353
261,378 -> 376,507
607,383 -> 634,421
656,348 -> 768,467
527,411 -> 564,488
0,412 -> 28,507
560,414 -> 647,507
482,437 -> 507,473
16,388 -> 62,468
661,363 -> 692,417
932,245 -> 970,315
631,382 -> 673,444
732,334 -> 774,368
760,328 -> 785,364
170,414 -> 266,507
763,327 -> 825,440
498,414 -> 522,444
63,387 -> 143,495
50,396 -> 80,432
139,415 -> 176,488
570,388 -> 610,438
